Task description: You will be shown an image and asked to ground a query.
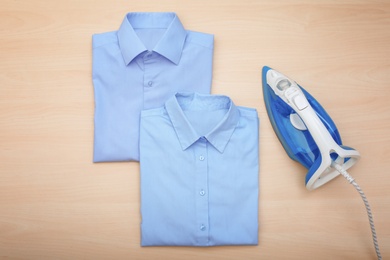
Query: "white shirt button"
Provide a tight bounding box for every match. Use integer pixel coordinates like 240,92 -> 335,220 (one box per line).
200,224 -> 206,231
199,155 -> 205,161
148,81 -> 153,87
199,190 -> 205,196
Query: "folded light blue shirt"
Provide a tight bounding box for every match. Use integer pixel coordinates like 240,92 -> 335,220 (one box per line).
92,13 -> 214,162
140,93 -> 259,246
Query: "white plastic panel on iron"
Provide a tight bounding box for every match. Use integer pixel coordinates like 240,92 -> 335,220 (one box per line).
290,113 -> 307,131
284,87 -> 298,99
293,95 -> 309,110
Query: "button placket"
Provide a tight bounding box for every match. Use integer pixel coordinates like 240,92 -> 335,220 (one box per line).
143,51 -> 155,89
195,137 -> 209,245
142,51 -> 159,109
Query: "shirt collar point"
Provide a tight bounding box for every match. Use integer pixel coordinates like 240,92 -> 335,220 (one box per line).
205,136 -> 229,154
167,55 -> 182,65
152,15 -> 186,65
153,49 -> 182,65
118,15 -> 148,66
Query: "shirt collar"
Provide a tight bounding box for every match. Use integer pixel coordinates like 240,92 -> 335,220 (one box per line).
117,12 -> 187,65
165,93 -> 240,153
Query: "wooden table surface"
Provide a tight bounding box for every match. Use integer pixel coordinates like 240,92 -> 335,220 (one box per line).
1,1 -> 389,259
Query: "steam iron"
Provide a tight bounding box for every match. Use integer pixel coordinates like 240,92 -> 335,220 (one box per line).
262,66 -> 382,259
262,66 -> 360,190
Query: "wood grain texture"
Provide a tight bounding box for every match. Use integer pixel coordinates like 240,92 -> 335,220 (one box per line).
0,0 -> 389,259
